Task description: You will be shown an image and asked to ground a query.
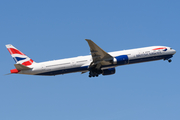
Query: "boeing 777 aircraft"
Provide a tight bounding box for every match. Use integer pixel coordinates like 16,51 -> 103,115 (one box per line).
6,39 -> 176,77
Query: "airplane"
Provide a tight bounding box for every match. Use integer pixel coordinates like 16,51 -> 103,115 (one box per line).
6,39 -> 176,77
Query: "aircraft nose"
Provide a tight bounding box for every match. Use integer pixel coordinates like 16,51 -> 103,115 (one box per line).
172,49 -> 176,54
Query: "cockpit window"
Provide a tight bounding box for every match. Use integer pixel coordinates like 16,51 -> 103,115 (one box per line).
170,48 -> 172,50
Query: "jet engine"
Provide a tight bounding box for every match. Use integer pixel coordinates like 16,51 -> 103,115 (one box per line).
102,68 -> 116,75
113,55 -> 129,65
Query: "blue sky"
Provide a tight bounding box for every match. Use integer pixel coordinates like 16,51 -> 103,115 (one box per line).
1,0 -> 180,120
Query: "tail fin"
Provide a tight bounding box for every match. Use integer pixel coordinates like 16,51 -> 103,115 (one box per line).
6,44 -> 36,66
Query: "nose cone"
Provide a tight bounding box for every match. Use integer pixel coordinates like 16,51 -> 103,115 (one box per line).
172,49 -> 176,55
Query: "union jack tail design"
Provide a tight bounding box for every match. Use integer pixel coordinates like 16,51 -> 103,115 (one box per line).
6,44 -> 35,66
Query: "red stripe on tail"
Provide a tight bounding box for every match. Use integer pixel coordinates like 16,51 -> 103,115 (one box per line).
22,59 -> 34,66
7,48 -> 25,55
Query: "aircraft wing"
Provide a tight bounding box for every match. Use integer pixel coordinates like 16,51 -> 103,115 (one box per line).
85,39 -> 113,68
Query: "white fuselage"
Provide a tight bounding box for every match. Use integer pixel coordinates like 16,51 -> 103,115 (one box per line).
18,46 -> 176,76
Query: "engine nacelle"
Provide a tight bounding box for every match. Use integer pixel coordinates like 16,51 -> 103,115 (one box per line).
113,55 -> 128,65
102,68 -> 116,76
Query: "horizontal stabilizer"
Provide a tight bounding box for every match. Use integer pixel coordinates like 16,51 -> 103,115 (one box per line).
14,64 -> 32,70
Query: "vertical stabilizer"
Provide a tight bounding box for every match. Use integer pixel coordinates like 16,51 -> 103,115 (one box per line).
5,44 -> 36,66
